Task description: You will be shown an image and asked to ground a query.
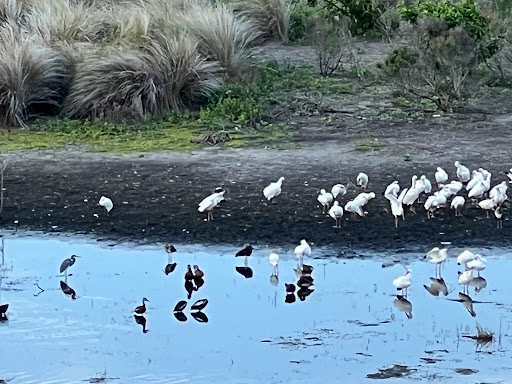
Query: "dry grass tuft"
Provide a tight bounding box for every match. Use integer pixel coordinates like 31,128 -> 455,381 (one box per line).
230,0 -> 291,42
0,24 -> 72,126
63,33 -> 222,121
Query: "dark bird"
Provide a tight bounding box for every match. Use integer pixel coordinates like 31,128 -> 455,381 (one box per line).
191,311 -> 209,323
134,314 -> 148,333
302,264 -> 314,275
185,280 -> 194,299
59,255 -> 80,280
236,244 -> 253,257
185,265 -> 194,281
297,275 -> 314,288
393,296 -> 413,319
134,298 -> 149,314
423,277 -> 448,297
235,266 -> 253,279
285,283 -> 296,293
193,276 -> 205,290
0,303 -> 8,321
297,287 -> 314,301
60,281 -> 77,300
174,312 -> 187,322
191,299 -> 208,312
164,263 -> 177,275
164,243 -> 177,253
285,293 -> 296,303
173,300 -> 187,312
193,265 -> 204,278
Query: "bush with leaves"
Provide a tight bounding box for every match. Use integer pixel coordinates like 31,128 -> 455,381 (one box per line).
381,18 -> 481,111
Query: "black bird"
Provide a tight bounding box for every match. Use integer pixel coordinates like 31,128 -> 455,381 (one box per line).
185,280 -> 194,299
191,311 -> 209,323
0,303 -> 8,321
134,298 -> 149,314
193,265 -> 204,278
174,312 -> 188,322
236,244 -> 253,257
164,263 -> 177,275
235,266 -> 253,279
60,255 -> 80,280
193,276 -> 205,290
297,287 -> 314,301
185,265 -> 194,281
297,275 -> 314,288
285,283 -> 296,293
60,281 -> 77,300
164,243 -> 177,253
191,299 -> 208,312
302,264 -> 314,275
285,293 -> 296,303
173,300 -> 187,312
134,314 -> 148,333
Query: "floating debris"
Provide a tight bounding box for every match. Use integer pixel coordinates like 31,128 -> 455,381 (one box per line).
455,368 -> 479,375
367,364 -> 417,379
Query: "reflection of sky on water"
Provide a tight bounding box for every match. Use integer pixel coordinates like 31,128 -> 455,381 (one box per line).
0,235 -> 511,383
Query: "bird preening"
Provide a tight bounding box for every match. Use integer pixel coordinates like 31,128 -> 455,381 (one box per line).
99,196 -> 113,214
198,188 -> 225,221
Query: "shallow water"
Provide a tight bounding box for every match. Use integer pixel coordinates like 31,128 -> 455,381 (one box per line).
1,235 -> 511,383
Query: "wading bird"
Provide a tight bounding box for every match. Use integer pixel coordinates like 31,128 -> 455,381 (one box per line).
60,255 -> 80,281
393,269 -> 412,297
435,167 -> 448,187
294,239 -> 311,267
134,314 -> 148,333
193,265 -> 204,278
99,196 -> 113,214
263,177 -> 285,204
198,189 -> 225,221
455,161 -> 471,183
425,247 -> 448,277
191,299 -> 208,312
317,189 -> 333,213
329,201 -> 344,228
0,303 -> 8,320
494,206 -> 504,228
184,265 -> 194,281
385,187 -> 407,228
458,270 -> 473,294
457,250 -> 475,267
356,172 -> 369,189
285,283 -> 296,293
134,298 -> 149,314
236,243 -> 253,257
451,196 -> 465,216
467,255 -> 487,276
269,252 -> 279,277
331,184 -> 347,198
384,181 -> 400,198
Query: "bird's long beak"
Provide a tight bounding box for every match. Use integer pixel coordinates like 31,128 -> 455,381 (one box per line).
74,255 -> 81,258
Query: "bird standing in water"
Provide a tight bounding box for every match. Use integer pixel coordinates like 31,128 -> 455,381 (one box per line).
0,303 -> 8,321
185,265 -> 194,280
134,298 -> 149,314
60,255 -> 80,281
193,265 -> 204,279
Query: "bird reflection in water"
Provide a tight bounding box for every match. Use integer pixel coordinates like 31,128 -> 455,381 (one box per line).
134,314 -> 148,333
285,283 -> 296,303
458,292 -> 477,317
236,266 -> 253,279
173,300 -> 188,322
393,296 -> 412,319
190,299 -> 209,323
163,243 -> 177,275
60,280 -> 77,300
423,277 -> 448,297
0,303 -> 8,321
296,263 -> 314,301
164,263 -> 177,275
297,287 -> 314,301
269,253 -> 279,286
191,311 -> 209,323
468,276 -> 487,293
236,247 -> 253,279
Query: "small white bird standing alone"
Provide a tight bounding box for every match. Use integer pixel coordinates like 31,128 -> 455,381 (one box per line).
294,239 -> 311,267
99,196 -> 113,214
328,201 -> 344,228
263,177 -> 285,204
393,269 -> 412,297
356,172 -> 369,189
198,189 -> 225,221
269,252 -> 279,277
458,269 -> 474,294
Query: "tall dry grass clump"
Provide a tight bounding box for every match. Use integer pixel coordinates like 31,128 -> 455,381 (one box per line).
0,24 -> 72,126
183,3 -> 260,79
230,0 -> 290,42
63,33 -> 222,121
0,0 -> 25,26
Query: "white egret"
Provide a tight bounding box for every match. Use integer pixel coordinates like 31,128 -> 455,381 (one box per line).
344,200 -> 366,218
435,167 -> 448,187
494,206 -> 503,229
454,161 -> 471,183
263,177 -> 285,204
317,189 -> 334,213
466,170 -> 483,191
356,172 -> 369,189
458,270 -> 473,294
269,252 -> 279,276
384,181 -> 400,199
99,196 -> 113,214
467,255 -> 486,276
328,201 -> 344,228
425,247 -> 448,276
468,180 -> 486,200
331,184 -> 347,198
393,269 -> 412,297
198,190 -> 225,221
424,192 -> 446,219
451,196 -> 465,216
457,250 -> 475,266
478,198 -> 495,218
294,239 -> 311,267
385,187 -> 407,228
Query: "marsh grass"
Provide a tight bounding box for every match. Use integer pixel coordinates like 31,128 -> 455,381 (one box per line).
355,138 -> 385,151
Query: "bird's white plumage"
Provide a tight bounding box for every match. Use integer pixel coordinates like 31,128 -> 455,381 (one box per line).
384,181 -> 400,198
317,189 -> 333,208
294,239 -> 311,259
198,191 -> 225,212
269,252 -> 279,266
455,161 -> 471,182
356,172 -> 369,188
331,184 -> 347,198
451,196 -> 465,210
467,254 -> 487,272
457,250 -> 475,265
263,177 -> 285,201
329,201 -> 343,220
420,175 -> 432,194
458,269 -> 473,285
426,247 -> 448,265
466,170 -> 483,191
435,167 -> 448,186
99,196 -> 113,212
393,270 -> 412,290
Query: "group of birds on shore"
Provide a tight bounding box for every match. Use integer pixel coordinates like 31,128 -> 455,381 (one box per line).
391,247 -> 488,319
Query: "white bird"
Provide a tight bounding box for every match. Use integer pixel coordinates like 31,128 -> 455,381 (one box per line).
466,170 -> 483,191
425,247 -> 448,276
269,252 -> 279,276
424,192 -> 446,218
294,239 -> 311,266
384,181 -> 400,199
507,168 -> 512,183
331,184 -> 347,198
441,180 -> 463,197
356,172 -> 369,189
457,250 -> 475,266
354,192 -> 375,206
494,205 -> 504,229
402,176 -> 421,209
328,201 -> 344,228
393,269 -> 412,297
385,187 -> 407,228
420,175 -> 432,194
467,254 -> 486,276
263,177 -> 285,203
468,180 -> 486,200
317,189 -> 334,213
435,167 -> 448,187
198,190 -> 225,221
455,161 -> 471,183
99,196 -> 113,214
451,196 -> 465,216
458,269 -> 474,294
490,181 -> 508,206
344,200 -> 366,218
478,198 -> 496,218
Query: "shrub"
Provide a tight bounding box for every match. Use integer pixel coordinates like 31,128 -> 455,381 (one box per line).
63,33 -> 222,121
288,0 -> 327,43
323,0 -> 392,35
0,24 -> 72,127
230,0 -> 291,42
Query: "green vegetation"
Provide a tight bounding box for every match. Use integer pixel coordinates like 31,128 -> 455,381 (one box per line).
355,138 -> 385,151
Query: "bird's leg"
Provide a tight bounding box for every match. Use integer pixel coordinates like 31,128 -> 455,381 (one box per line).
244,256 -> 248,267
271,197 -> 277,205
486,211 -> 489,219
410,206 -> 416,214
395,216 -> 398,229
65,270 -> 68,283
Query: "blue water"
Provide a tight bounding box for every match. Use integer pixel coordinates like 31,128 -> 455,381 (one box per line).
0,234 -> 511,383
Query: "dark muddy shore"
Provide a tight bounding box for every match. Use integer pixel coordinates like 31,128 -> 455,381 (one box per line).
1,141 -> 511,251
